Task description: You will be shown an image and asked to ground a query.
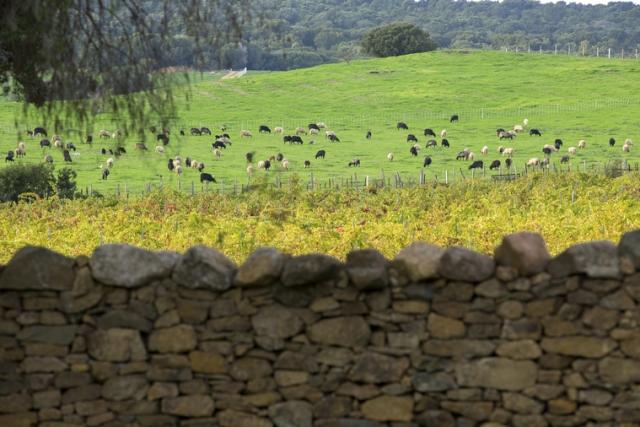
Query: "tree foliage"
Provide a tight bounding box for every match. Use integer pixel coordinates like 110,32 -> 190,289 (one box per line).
362,23 -> 437,57
0,164 -> 55,202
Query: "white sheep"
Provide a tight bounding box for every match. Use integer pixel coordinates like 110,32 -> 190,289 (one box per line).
413,144 -> 421,151
543,144 -> 558,152
527,158 -> 540,166
175,165 -> 183,175
468,152 -> 475,161
317,122 -> 327,129
440,129 -> 447,138
502,148 -> 514,157
257,160 -> 265,169
295,127 -> 307,135
240,130 -> 253,138
625,138 -> 634,146
623,143 -> 631,153
247,165 -> 254,175
155,146 -> 165,153
52,134 -> 62,142
282,160 -> 290,170
18,142 -> 26,151
213,148 -> 221,158
99,130 -> 111,138
15,147 -> 25,157
523,118 -> 529,127
54,140 -> 63,148
274,127 -> 284,134
191,160 -> 200,169
568,147 -> 577,155
481,146 -> 489,155
578,140 -> 586,149
106,157 -> 114,168
173,159 -> 181,167
325,130 -> 336,139
513,125 -> 524,133
387,153 -> 394,161
309,128 -> 319,136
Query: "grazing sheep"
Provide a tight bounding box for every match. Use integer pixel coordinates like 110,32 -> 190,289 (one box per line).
561,155 -> 570,163
366,131 -> 372,139
523,118 -> 529,127
543,144 -> 558,152
623,143 -> 631,153
317,122 -> 327,129
387,153 -> 394,161
469,160 -> 483,170
54,139 -> 63,148
541,157 -> 550,167
468,152 -> 475,161
441,139 -> 450,148
513,125 -> 524,133
502,148 -> 514,157
315,150 -> 326,159
276,153 -> 284,162
5,151 -> 14,162
498,146 -> 504,153
295,127 -> 307,135
214,148 -> 221,158
240,130 -> 253,138
424,128 -> 436,137
568,147 -> 577,155
15,147 -> 25,157
426,139 -> 437,148
505,158 -> 512,168
257,160 -> 265,169
259,125 -> 271,134
490,160 -> 501,170
247,165 -> 254,175
200,173 -> 216,183
529,129 -> 542,136
167,159 -> 175,171
397,122 -> 408,130
496,128 -> 506,136
246,152 -> 254,163
106,158 -> 114,168
410,146 -> 419,157
609,138 -> 616,147
304,160 -> 311,168
440,129 -> 447,138
499,131 -> 516,140
325,130 -> 336,139
175,165 -> 183,175
407,134 -> 418,143
135,142 -> 147,151
44,154 -> 53,163
101,168 -> 110,180
268,155 -> 276,163
450,114 -> 459,123
578,140 -> 586,149
481,146 -> 489,155
527,158 -> 540,166
542,147 -> 553,156
63,149 -> 72,162
625,138 -> 634,146
191,160 -> 200,169
309,128 -> 319,136
348,158 -> 360,167
155,146 -> 165,153
274,127 -> 284,134
282,160 -> 290,170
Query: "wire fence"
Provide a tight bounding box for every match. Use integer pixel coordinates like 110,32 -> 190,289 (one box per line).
499,45 -> 640,60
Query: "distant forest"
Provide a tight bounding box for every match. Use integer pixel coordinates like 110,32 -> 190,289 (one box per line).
139,0 -> 640,70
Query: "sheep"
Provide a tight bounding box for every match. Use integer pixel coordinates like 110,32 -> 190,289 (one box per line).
502,148 -> 514,157
274,127 -> 284,134
527,158 -> 540,166
304,160 -> 311,168
247,165 -> 254,175
541,157 -> 550,167
481,146 -> 489,155
295,127 -> 307,135
560,155 -> 570,163
214,148 -> 221,158
282,160 -> 290,170
543,144 -> 558,152
497,146 -> 504,153
513,125 -> 524,133
625,138 -> 634,146
325,130 -> 337,139
623,143 -> 631,153
18,142 -> 26,151
568,147 -> 577,155
523,118 -> 529,127
440,129 -> 447,138
54,139 -> 63,148
106,158 -> 114,168
468,152 -> 475,161
175,165 -> 183,175
578,140 -> 586,149
317,122 -> 327,129
15,147 -> 25,157
155,146 -> 165,154
99,130 -> 111,138
52,134 -> 62,143
191,160 -> 200,169
387,153 -> 394,161
309,128 -> 319,136
44,154 -> 53,163
257,160 -> 265,169
240,130 -> 253,138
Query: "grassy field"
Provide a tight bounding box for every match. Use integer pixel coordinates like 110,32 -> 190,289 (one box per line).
1,50 -> 640,194
0,172 -> 638,264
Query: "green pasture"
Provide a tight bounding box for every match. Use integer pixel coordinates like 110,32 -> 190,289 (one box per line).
0,50 -> 639,195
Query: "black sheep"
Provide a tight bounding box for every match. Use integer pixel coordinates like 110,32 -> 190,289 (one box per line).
424,128 -> 436,137
543,147 -> 553,155
423,156 -> 432,167
259,125 -> 271,134
190,128 -> 202,136
561,155 -> 570,163
609,138 -> 616,147
441,139 -> 450,148
505,158 -> 512,168
200,127 -> 212,135
264,160 -> 271,171
200,173 -> 216,183
530,129 -> 542,136
102,168 -> 110,180
366,131 -> 372,139
469,160 -> 483,170
246,152 -> 254,163
450,114 -> 459,123
40,139 -> 51,148
407,134 -> 418,143
63,149 -> 72,163
304,160 -> 311,168
426,140 -> 437,148
410,146 -> 419,157
167,159 -> 175,171
348,159 -> 360,167
276,153 -> 284,162
5,151 -> 14,162
315,150 -> 326,159
397,122 -> 408,130
489,160 -> 501,170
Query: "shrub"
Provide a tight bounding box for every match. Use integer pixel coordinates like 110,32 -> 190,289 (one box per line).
362,23 -> 437,58
0,163 -> 55,202
56,167 -> 78,199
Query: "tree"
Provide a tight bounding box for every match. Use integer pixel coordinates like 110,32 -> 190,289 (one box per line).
361,23 -> 437,58
56,168 -> 78,200
0,164 -> 55,202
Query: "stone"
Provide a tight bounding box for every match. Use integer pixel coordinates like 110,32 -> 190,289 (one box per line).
87,329 -> 147,362
0,247 -> 75,291
427,313 -> 465,338
511,414 -> 548,427
392,300 -> 428,314
336,383 -> 380,400
251,305 -> 304,339
494,232 -> 551,276
387,332 -> 420,349
308,316 -> 370,348
456,358 -> 537,391
415,410 -> 455,427
148,325 -> 197,353
90,244 -> 174,288
497,300 -> 524,319
0,413 -> 38,427
475,279 -> 507,298
172,246 -> 237,290
281,254 -> 342,287
582,306 -> 619,330
361,396 -> 413,422
541,337 -> 616,358
438,247 -> 495,282
440,401 -> 493,421
313,397 -> 352,419
161,395 -> 214,418
0,393 -> 32,412
269,400 -> 312,427
96,310 -> 152,332
620,230 -> 640,270
622,338 -> 640,359
601,289 -> 636,310
310,297 -> 340,312
503,392 -> 544,414
230,357 -> 273,381
348,352 -> 409,384
274,371 -> 309,387
218,410 -> 273,427
17,326 -> 77,346
235,247 -> 286,287
548,241 -> 620,278
412,372 -> 456,392
392,242 -> 444,282
147,382 -> 179,401
548,399 -> 577,415
188,351 -> 226,374
578,389 -> 613,406
101,375 -> 148,401
598,357 -> 640,384
59,287 -> 102,314
315,420 -> 384,427
345,249 -> 389,290
55,372 -> 91,389
496,340 -> 541,360
33,390 -> 61,409
423,339 -> 496,359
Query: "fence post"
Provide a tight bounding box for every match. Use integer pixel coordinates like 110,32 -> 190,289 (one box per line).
597,47 -> 599,57
608,48 -> 611,59
554,44 -> 558,55
622,49 -> 624,60
445,170 -> 448,185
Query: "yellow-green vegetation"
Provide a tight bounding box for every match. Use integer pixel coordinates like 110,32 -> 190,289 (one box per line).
1,172 -> 638,264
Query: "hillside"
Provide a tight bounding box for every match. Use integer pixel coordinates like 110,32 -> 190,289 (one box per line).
1,50 -> 640,195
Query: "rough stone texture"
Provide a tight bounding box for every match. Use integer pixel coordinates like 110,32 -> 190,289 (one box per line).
548,241 -> 621,278
392,242 -> 444,282
494,232 -> 551,276
235,247 -> 286,287
620,230 -> 640,269
172,245 -> 237,290
0,246 -> 75,291
90,244 -> 174,288
439,247 -> 495,282
281,254 -> 342,287
1,235 -> 640,426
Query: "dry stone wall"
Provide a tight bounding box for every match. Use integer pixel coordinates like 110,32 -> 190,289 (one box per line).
1,230 -> 640,426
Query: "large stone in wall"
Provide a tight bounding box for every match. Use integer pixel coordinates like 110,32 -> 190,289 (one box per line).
348,352 -> 409,384
251,305 -> 304,339
269,400 -> 313,427
172,246 -> 237,290
346,249 -> 389,290
308,316 -> 370,348
88,328 -> 147,362
148,325 -> 198,353
0,246 -> 75,291
218,409 -> 273,427
541,337 -> 617,358
438,247 -> 495,282
281,254 -> 343,287
161,395 -> 215,417
392,242 -> 444,282
235,247 -> 286,287
102,375 -> 148,401
494,232 -> 551,276
620,230 -> 640,270
548,241 -> 620,278
96,309 -> 153,332
455,358 -> 538,391
598,357 -> 640,384
361,396 -> 414,422
90,244 -> 176,288
17,325 -> 77,345
315,420 -> 385,427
